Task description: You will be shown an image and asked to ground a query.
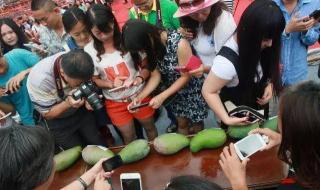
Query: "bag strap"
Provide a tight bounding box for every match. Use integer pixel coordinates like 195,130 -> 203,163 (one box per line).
217,46 -> 239,67
53,55 -> 65,99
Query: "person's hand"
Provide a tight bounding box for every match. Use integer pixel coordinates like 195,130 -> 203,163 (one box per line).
219,143 -> 248,189
224,116 -> 249,126
257,83 -> 273,105
249,128 -> 281,150
285,16 -> 317,33
113,76 -> 128,88
85,100 -> 93,111
32,47 -> 48,57
94,171 -> 112,190
89,158 -> 112,175
127,97 -> 142,113
66,90 -> 85,108
0,87 -> 7,97
178,27 -> 194,40
6,71 -> 27,93
132,76 -> 144,86
149,94 -> 165,109
188,64 -> 205,78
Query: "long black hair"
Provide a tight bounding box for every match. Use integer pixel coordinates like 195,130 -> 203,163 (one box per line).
86,4 -> 122,61
0,124 -> 55,190
0,18 -> 29,54
237,0 -> 285,96
62,7 -> 88,33
179,1 -> 228,36
122,20 -> 165,71
278,81 -> 320,189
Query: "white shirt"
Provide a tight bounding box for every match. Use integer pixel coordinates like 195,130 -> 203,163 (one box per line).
84,41 -> 144,100
211,37 -> 263,87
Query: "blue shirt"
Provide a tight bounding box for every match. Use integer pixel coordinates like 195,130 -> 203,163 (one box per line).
274,0 -> 320,86
0,49 -> 40,126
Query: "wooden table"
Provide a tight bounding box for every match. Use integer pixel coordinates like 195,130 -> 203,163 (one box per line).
50,144 -> 288,190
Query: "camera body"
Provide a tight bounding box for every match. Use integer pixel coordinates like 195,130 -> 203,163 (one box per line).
72,81 -> 103,110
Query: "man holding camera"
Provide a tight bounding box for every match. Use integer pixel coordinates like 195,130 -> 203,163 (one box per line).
27,49 -> 106,150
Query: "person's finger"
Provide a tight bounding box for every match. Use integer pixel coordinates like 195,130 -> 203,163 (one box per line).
218,160 -> 225,170
229,143 -> 237,155
219,152 -> 227,163
222,146 -> 231,158
248,128 -> 264,135
242,158 -> 249,167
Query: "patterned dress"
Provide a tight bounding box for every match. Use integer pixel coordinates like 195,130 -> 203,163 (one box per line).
157,30 -> 208,123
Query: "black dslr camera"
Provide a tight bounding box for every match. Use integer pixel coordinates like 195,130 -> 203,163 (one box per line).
72,81 -> 103,110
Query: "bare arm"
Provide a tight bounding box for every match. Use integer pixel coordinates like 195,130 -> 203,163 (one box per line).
202,71 -> 248,125
136,69 -> 161,101
149,39 -> 192,108
92,76 -> 113,89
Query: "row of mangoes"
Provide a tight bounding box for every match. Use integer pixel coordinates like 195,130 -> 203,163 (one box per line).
54,117 -> 278,172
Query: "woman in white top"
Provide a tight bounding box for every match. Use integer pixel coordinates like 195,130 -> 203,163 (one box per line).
84,4 -> 158,144
174,0 -> 236,76
202,0 -> 285,126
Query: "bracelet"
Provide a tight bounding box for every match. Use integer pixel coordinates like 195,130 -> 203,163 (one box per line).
77,177 -> 88,190
136,75 -> 145,83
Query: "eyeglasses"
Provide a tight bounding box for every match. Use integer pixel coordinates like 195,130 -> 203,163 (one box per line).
179,0 -> 205,9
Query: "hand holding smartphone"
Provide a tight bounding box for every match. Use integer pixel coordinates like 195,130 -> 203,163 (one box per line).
310,9 -> 320,20
129,102 -> 149,111
234,134 -> 268,160
228,105 -> 265,124
102,155 -> 123,172
120,173 -> 143,190
174,55 -> 202,72
23,43 -> 48,53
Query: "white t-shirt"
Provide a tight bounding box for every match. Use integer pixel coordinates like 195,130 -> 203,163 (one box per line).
211,37 -> 263,87
191,27 -> 216,67
84,41 -> 144,100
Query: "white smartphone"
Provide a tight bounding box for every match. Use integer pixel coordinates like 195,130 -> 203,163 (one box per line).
120,173 -> 143,190
234,134 -> 267,160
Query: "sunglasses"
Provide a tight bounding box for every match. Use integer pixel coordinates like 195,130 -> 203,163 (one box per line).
178,0 -> 205,9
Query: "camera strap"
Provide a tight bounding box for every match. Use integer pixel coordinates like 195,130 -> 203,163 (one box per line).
53,55 -> 65,99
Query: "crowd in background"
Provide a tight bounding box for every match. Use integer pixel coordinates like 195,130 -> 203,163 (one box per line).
0,0 -> 320,189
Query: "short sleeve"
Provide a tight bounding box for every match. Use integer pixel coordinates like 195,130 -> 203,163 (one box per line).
210,55 -> 236,80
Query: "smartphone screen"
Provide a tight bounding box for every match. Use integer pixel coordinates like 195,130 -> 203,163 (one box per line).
102,155 -> 123,172
235,134 -> 266,160
121,178 -> 142,190
230,111 -> 259,123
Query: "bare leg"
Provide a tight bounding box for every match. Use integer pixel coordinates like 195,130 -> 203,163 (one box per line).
176,117 -> 189,135
191,121 -> 204,134
138,117 -> 158,141
117,120 -> 136,144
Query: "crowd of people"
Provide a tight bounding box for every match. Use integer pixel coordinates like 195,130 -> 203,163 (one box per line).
0,0 -> 320,189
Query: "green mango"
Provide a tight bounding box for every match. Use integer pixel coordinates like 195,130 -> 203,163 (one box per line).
190,128 -> 227,153
118,139 -> 150,164
82,145 -> 115,165
262,116 -> 278,132
153,133 -> 190,155
227,123 -> 259,139
54,146 -> 82,172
